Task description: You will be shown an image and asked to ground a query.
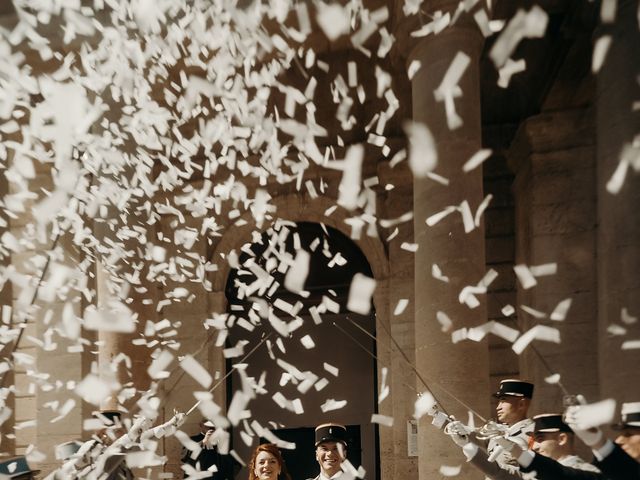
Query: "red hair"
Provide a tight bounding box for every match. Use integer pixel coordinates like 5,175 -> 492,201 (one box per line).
248,443 -> 292,480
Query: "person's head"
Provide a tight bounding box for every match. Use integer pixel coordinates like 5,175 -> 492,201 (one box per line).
314,423 -> 347,478
530,414 -> 575,461
248,443 -> 291,480
612,402 -> 640,460
493,379 -> 534,425
0,456 -> 39,479
200,419 -> 215,434
94,410 -> 125,446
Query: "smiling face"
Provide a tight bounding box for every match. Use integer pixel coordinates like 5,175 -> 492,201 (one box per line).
316,441 -> 345,478
253,450 -> 281,480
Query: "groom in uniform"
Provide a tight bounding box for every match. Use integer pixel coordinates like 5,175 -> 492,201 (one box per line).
306,423 -> 348,480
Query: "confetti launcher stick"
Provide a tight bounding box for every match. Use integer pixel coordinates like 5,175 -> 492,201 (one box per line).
185,331 -> 273,416
332,321 -> 419,395
345,316 -> 488,424
514,324 -> 572,398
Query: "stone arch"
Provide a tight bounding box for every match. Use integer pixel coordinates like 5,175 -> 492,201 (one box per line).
205,192 -> 394,479
210,193 -> 389,292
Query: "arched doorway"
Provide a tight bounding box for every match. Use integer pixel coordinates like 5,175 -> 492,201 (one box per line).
225,220 -> 380,479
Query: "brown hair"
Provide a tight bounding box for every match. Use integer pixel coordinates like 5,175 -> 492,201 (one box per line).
248,443 -> 292,480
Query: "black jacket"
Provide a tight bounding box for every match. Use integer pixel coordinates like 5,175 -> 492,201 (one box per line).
593,443 -> 640,480
181,433 -> 237,480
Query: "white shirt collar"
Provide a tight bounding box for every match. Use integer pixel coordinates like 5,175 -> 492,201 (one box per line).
320,472 -> 342,480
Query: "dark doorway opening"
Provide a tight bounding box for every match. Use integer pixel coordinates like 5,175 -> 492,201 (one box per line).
224,221 -> 379,479
260,425 -> 362,480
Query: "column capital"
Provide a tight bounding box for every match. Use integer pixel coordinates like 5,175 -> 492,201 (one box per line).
391,7 -> 484,71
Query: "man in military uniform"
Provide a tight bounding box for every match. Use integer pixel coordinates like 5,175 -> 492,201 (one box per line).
519,413 -> 602,475
306,423 -> 348,480
486,379 -> 535,474
441,379 -> 534,479
450,413 -> 601,480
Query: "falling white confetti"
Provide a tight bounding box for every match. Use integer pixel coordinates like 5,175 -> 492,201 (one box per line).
512,325 -> 561,355
347,273 -> 376,315
404,120 -> 438,178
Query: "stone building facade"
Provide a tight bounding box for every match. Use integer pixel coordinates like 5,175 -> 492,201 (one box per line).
0,0 -> 639,479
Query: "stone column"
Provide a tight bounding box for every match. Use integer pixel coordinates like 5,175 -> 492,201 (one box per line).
378,159 -> 418,479
509,109 -> 598,413
96,258 -> 124,412
409,11 -> 490,480
596,0 -> 640,402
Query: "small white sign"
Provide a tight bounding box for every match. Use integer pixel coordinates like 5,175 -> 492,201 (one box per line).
407,420 -> 418,457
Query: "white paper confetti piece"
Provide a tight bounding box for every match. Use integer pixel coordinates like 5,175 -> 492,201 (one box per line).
324,362 -> 339,377
489,322 -> 520,343
497,58 -> 526,88
400,242 -> 419,252
180,354 -> 213,389
451,328 -> 468,344
432,264 -> 450,283
371,414 -> 394,427
544,373 -> 561,384
404,120 -> 437,178
347,273 -> 376,315
550,298 -> 572,321
379,367 -> 390,403
607,324 -> 627,336
426,206 -> 457,226
316,3 -> 351,41
530,263 -> 557,277
600,0 -> 617,22
463,149 -> 492,173
501,304 -> 515,316
459,200 -> 475,233
394,299 -> 409,316
337,145 -> 364,210
514,264 -> 537,289
489,6 -> 548,68
284,249 -> 310,293
621,307 -> 638,325
83,303 -> 136,333
321,398 -> 348,412
414,391 -> 436,420
433,52 -> 470,130
300,335 -> 315,349
407,60 -> 421,80
147,350 -> 174,379
436,311 -> 453,332
520,304 -> 547,319
75,374 -> 113,406
512,325 -> 561,354
474,194 -> 493,227
439,465 -> 461,477
622,340 -> 640,350
592,36 -> 612,73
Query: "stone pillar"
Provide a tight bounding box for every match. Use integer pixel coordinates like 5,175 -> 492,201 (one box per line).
409,12 -> 490,480
378,160 -> 418,479
96,255 -> 125,412
596,0 -> 640,402
509,109 -> 599,413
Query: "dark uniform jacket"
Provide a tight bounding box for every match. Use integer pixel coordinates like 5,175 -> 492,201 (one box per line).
181,433 -> 236,479
593,443 -> 640,480
520,444 -> 639,480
